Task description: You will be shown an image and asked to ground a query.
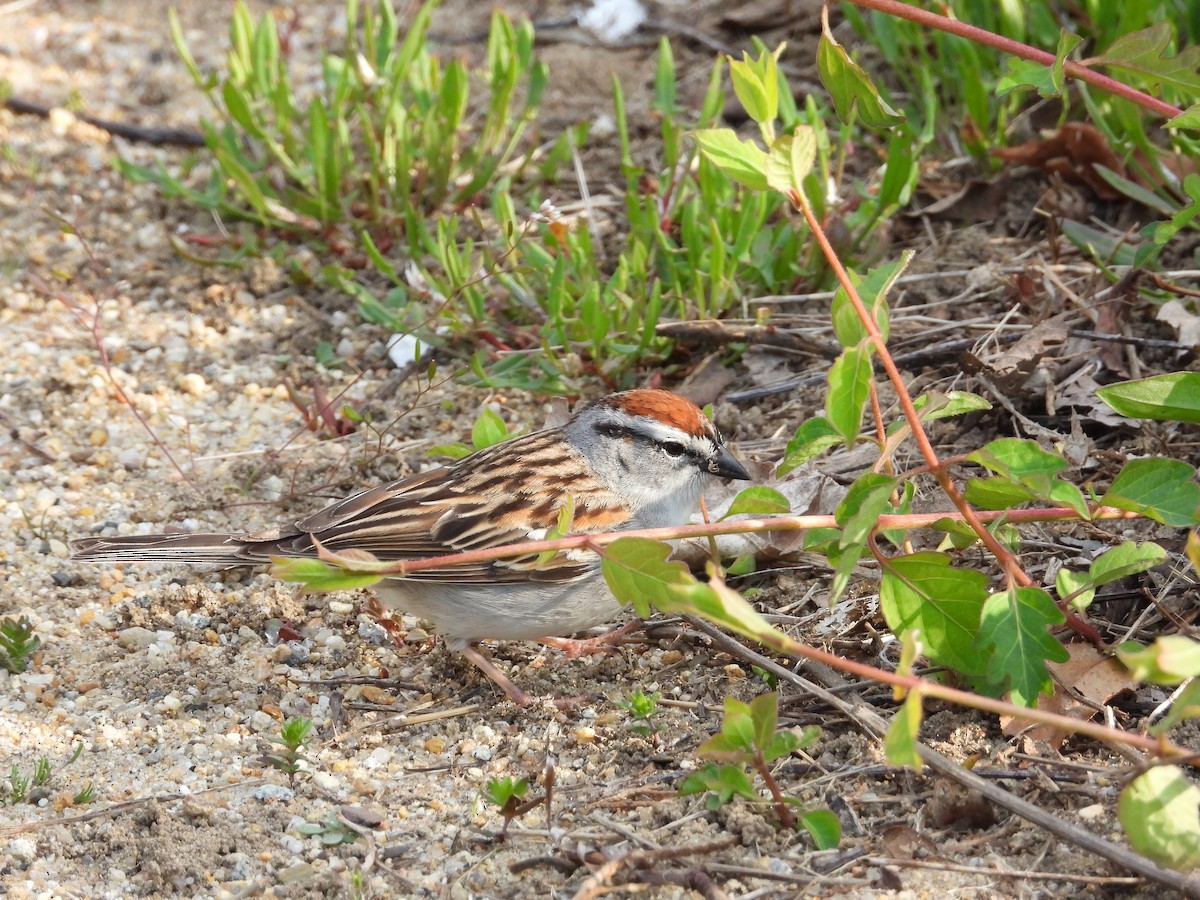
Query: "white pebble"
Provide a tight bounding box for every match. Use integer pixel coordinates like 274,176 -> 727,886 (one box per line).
364,747 -> 392,769
8,837 -> 37,863
116,626 -> 156,650
176,373 -> 208,396
312,771 -> 339,793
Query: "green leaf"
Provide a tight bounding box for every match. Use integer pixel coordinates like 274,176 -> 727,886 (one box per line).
884,692 -> 923,770
1061,219 -> 1140,266
790,125 -> 816,187
749,692 -> 779,753
700,697 -> 756,758
1092,23 -> 1200,94
836,473 -> 897,547
1150,174 -> 1200,245
729,55 -> 773,127
471,407 -> 509,449
880,552 -> 989,676
427,442 -> 472,460
968,438 -> 1066,480
779,416 -> 841,474
1047,480 -> 1091,519
222,80 -> 265,139
1056,542 -> 1166,611
653,37 -> 677,115
1117,636 -> 1200,685
1168,103 -> 1200,129
1050,28 -> 1083,94
975,587 -> 1069,706
830,255 -> 907,346
997,58 -> 1058,97
1098,372 -> 1200,423
600,539 -> 774,641
816,18 -> 904,127
799,808 -> 842,849
826,346 -> 871,444
1101,458 -> 1200,527
693,129 -> 769,191
678,763 -> 757,806
270,557 -> 382,592
909,391 -> 991,423
1118,766 -> 1200,870
827,473 -> 895,605
721,486 -> 791,519
963,478 -> 1035,510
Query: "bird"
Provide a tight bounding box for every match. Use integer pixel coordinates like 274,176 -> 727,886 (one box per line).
72,388 -> 751,703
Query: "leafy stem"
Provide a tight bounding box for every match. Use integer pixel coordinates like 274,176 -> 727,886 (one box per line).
844,0 -> 1185,119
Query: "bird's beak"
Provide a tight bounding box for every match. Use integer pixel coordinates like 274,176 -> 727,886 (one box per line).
708,446 -> 751,480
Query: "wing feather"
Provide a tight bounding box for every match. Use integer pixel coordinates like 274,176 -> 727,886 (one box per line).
233,430 -> 631,584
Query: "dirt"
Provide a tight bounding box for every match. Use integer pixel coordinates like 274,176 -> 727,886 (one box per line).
2,1 -> 1197,898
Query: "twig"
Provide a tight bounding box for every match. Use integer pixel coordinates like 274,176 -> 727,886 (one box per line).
571,838 -> 738,900
4,96 -> 206,146
0,779 -> 266,838
656,320 -> 841,358
865,857 -> 1143,886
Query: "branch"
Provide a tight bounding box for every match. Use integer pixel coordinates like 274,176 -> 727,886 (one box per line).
843,0 -> 1185,120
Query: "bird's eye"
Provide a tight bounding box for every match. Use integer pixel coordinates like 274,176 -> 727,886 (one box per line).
661,441 -> 687,457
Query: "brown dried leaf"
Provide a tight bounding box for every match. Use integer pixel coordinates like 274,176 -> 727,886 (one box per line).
1001,644 -> 1136,749
992,123 -> 1125,199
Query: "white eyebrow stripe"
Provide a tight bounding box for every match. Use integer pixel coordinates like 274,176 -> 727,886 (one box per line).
627,418 -> 716,453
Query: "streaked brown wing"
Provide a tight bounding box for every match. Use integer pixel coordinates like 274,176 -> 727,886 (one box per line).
237,430 -> 632,585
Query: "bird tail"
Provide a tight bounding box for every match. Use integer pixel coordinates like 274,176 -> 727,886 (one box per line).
70,533 -> 251,565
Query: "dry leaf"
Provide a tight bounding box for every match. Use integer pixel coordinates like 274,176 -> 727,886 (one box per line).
1158,300 -> 1200,350
992,123 -> 1125,199
1001,644 -> 1136,749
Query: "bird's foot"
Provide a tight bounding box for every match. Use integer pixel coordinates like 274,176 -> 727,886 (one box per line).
536,619 -> 644,659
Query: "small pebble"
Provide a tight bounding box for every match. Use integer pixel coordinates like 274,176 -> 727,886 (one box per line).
253,784 -> 294,802
176,372 -> 208,396
7,837 -> 37,863
312,771 -> 339,793
116,626 -> 156,650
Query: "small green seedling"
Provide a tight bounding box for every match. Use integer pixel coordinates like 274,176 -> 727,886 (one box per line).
260,716 -> 314,787
751,665 -> 779,690
4,744 -> 91,806
679,692 -> 840,848
428,406 -> 515,459
296,812 -> 360,846
0,616 -> 41,674
618,687 -> 663,741
483,775 -> 543,838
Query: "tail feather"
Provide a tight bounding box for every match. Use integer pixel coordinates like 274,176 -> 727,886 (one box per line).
70,533 -> 255,565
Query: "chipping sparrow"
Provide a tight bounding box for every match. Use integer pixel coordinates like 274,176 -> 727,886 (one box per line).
72,389 -> 750,702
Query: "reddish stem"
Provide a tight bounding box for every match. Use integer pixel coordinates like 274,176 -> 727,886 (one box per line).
844,0 -> 1184,120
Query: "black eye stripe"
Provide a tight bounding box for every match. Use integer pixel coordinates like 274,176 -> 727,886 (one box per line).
593,419 -> 717,462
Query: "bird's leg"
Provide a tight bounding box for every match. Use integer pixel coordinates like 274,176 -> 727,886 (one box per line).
536,619 -> 645,659
459,644 -> 531,706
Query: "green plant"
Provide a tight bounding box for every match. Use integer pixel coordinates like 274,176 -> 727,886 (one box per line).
0,616 -> 41,674
260,716 -> 314,786
617,687 -> 663,740
679,692 -> 838,847
425,37 -> 821,387
4,745 -> 91,806
427,404 -> 515,459
296,812 -> 360,846
482,775 -> 540,838
120,0 -> 555,343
